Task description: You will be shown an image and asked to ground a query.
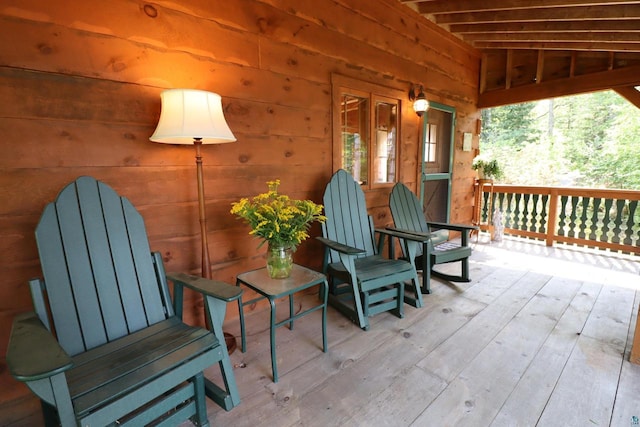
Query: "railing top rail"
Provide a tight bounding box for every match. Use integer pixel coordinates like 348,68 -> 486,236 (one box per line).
488,184 -> 640,200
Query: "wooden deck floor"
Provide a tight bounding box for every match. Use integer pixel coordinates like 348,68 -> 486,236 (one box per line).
203,236 -> 640,427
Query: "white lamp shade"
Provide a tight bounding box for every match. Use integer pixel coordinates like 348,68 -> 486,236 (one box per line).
150,89 -> 236,145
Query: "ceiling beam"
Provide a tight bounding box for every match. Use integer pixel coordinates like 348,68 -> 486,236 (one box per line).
414,0 -> 637,14
614,85 -> 640,107
450,19 -> 640,34
463,32 -> 640,43
478,64 -> 640,107
431,5 -> 640,25
473,41 -> 640,51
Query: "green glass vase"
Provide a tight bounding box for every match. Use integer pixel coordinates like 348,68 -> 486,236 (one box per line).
266,244 -> 293,279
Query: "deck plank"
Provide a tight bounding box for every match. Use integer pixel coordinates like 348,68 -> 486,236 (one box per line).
416,270 -> 551,382
181,238 -> 640,427
536,283 -> 637,426
536,335 -> 624,426
610,361 -> 640,427
412,276 -> 582,426
490,281 -> 601,427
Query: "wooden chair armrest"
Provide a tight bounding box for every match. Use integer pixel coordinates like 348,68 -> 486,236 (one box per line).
316,236 -> 366,255
166,273 -> 242,302
426,221 -> 479,232
7,312 -> 73,382
383,227 -> 432,242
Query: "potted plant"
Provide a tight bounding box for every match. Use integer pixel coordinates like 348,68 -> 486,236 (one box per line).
231,180 -> 326,278
472,154 -> 503,180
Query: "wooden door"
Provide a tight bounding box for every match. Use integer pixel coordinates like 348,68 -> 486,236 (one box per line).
420,103 -> 455,223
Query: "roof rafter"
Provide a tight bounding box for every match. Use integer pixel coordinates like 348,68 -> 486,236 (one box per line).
397,0 -> 640,107
432,5 -> 640,25
408,0 -> 637,14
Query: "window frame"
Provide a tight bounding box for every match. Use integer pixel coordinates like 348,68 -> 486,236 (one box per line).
332,74 -> 404,190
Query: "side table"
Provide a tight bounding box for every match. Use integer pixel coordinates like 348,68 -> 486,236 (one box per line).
236,264 -> 328,382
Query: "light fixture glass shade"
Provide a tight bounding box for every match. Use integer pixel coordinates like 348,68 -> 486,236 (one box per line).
150,88 -> 236,145
413,97 -> 429,117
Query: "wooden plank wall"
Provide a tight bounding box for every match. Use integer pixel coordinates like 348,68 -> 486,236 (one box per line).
0,0 -> 480,419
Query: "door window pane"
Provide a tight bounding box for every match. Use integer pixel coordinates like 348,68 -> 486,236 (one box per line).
425,123 -> 437,163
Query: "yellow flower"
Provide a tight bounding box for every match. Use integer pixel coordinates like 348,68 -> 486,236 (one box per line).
231,180 -> 325,250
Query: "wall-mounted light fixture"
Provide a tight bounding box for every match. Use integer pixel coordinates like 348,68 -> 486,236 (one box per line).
408,84 -> 429,117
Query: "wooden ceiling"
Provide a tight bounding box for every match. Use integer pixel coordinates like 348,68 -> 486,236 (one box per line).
399,0 -> 640,108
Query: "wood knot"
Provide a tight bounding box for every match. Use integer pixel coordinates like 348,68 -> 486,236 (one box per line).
123,156 -> 140,166
257,17 -> 270,33
143,4 -> 158,18
239,154 -> 250,163
37,43 -> 53,55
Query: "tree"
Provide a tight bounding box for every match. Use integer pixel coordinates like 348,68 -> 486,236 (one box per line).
481,102 -> 539,150
480,90 -> 640,190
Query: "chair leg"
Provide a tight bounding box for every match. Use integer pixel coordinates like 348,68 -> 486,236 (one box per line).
50,373 -> 76,426
423,253 -> 432,294
191,373 -> 210,427
349,279 -> 368,330
40,400 -> 59,427
203,296 -> 241,410
396,282 -> 405,318
461,257 -> 470,281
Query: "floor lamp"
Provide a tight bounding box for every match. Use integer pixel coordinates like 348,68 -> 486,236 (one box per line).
150,88 -> 237,348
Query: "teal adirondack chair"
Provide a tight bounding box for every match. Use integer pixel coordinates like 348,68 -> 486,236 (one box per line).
6,177 -> 241,427
318,170 -> 422,330
389,182 -> 477,294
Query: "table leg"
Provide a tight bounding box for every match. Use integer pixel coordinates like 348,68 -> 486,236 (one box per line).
237,292 -> 247,353
321,280 -> 328,353
289,294 -> 294,330
269,297 -> 278,382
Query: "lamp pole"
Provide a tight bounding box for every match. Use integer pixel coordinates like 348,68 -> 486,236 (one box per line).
194,138 -> 212,279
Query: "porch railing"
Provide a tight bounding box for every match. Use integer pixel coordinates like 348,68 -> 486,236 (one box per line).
476,183 -> 640,255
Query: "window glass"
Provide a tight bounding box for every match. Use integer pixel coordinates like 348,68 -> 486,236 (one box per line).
373,100 -> 397,184
340,94 -> 369,185
332,74 -> 403,189
425,123 -> 438,163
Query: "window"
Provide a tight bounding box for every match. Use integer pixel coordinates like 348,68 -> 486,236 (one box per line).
333,75 -> 402,188
425,123 -> 437,163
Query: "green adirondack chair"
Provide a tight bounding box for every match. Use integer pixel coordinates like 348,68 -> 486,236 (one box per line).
6,176 -> 242,427
317,170 -> 422,330
389,182 -> 478,294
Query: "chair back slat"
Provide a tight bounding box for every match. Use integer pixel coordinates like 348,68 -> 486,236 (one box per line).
323,170 -> 376,262
390,183 -> 431,257
35,177 -> 168,355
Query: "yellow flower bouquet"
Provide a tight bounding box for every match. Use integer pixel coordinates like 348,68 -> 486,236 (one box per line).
230,180 -> 325,278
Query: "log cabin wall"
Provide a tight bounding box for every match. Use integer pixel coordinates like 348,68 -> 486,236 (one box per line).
0,0 -> 480,419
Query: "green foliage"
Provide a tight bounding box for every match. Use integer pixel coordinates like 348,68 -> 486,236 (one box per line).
481,102 -> 540,149
480,91 -> 640,190
472,154 -> 503,180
